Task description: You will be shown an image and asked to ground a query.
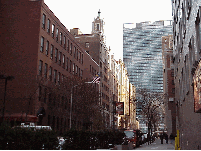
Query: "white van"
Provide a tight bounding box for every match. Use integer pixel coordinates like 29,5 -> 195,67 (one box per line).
14,124 -> 52,131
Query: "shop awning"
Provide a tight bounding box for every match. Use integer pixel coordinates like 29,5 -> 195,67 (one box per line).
1,113 -> 38,123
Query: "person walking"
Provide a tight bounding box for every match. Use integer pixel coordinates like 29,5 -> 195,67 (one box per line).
160,133 -> 163,144
165,133 -> 168,144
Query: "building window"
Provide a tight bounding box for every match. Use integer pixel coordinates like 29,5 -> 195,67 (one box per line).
42,14 -> 46,29
56,28 -> 59,42
64,36 -> 66,49
74,46 -> 76,58
73,63 -> 75,75
47,19 -> 50,33
50,45 -> 53,60
80,70 -> 83,79
39,60 -> 43,75
40,36 -> 44,52
52,24 -> 55,38
60,32 -> 62,45
49,66 -> 52,81
79,51 -> 81,63
69,60 -> 72,72
44,63 -> 48,78
58,72 -> 60,84
81,54 -> 83,64
66,57 -> 68,71
70,43 -> 72,55
58,51 -> 61,65
75,65 -> 78,75
77,49 -> 78,60
67,40 -> 69,52
85,42 -> 89,48
62,54 -> 65,68
54,70 -> 57,84
46,40 -> 49,56
78,68 -> 80,77
55,48 -> 58,62
96,23 -> 100,31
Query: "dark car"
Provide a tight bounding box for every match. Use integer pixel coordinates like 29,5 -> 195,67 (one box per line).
123,130 -> 137,148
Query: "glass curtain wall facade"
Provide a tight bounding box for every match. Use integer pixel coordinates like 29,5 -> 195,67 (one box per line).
123,21 -> 172,130
123,21 -> 172,93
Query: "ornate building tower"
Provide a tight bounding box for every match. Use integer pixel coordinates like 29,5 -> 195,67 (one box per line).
92,10 -> 104,35
71,10 -> 111,128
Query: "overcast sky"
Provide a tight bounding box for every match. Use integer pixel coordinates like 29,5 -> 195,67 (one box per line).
44,0 -> 173,60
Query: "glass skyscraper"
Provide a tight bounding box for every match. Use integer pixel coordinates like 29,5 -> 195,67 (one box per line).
123,21 -> 172,93
123,21 -> 172,131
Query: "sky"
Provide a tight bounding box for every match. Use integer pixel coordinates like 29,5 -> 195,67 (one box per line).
44,0 -> 173,60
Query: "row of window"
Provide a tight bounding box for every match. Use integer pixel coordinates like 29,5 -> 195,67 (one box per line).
39,85 -> 81,114
39,60 -> 83,84
40,36 -> 84,65
42,14 -> 84,63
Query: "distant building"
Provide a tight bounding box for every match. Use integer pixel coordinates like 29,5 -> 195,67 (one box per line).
0,0 -> 99,133
162,35 -> 176,137
115,59 -> 137,129
123,21 -> 172,132
109,55 -> 119,129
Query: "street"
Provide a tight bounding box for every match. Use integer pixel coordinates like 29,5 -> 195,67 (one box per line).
135,138 -> 175,150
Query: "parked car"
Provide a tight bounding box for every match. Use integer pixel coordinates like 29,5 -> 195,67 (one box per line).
123,130 -> 137,149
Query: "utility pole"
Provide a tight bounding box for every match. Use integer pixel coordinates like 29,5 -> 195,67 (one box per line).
0,75 -> 14,122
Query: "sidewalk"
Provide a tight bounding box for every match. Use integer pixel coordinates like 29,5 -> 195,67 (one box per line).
135,138 -> 175,150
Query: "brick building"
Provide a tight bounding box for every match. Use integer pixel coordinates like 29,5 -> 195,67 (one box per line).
0,0 -> 99,133
172,0 -> 201,149
162,35 -> 176,137
70,11 -> 111,128
109,55 -> 119,129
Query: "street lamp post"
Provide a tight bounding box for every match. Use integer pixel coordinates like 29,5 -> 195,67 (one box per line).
0,75 -> 14,122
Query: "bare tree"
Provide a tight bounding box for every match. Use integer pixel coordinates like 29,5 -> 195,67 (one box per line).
21,74 -> 104,132
138,88 -> 165,144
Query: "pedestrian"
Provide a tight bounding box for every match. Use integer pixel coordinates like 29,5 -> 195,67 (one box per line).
160,134 -> 163,144
165,133 -> 168,144
170,133 -> 174,144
